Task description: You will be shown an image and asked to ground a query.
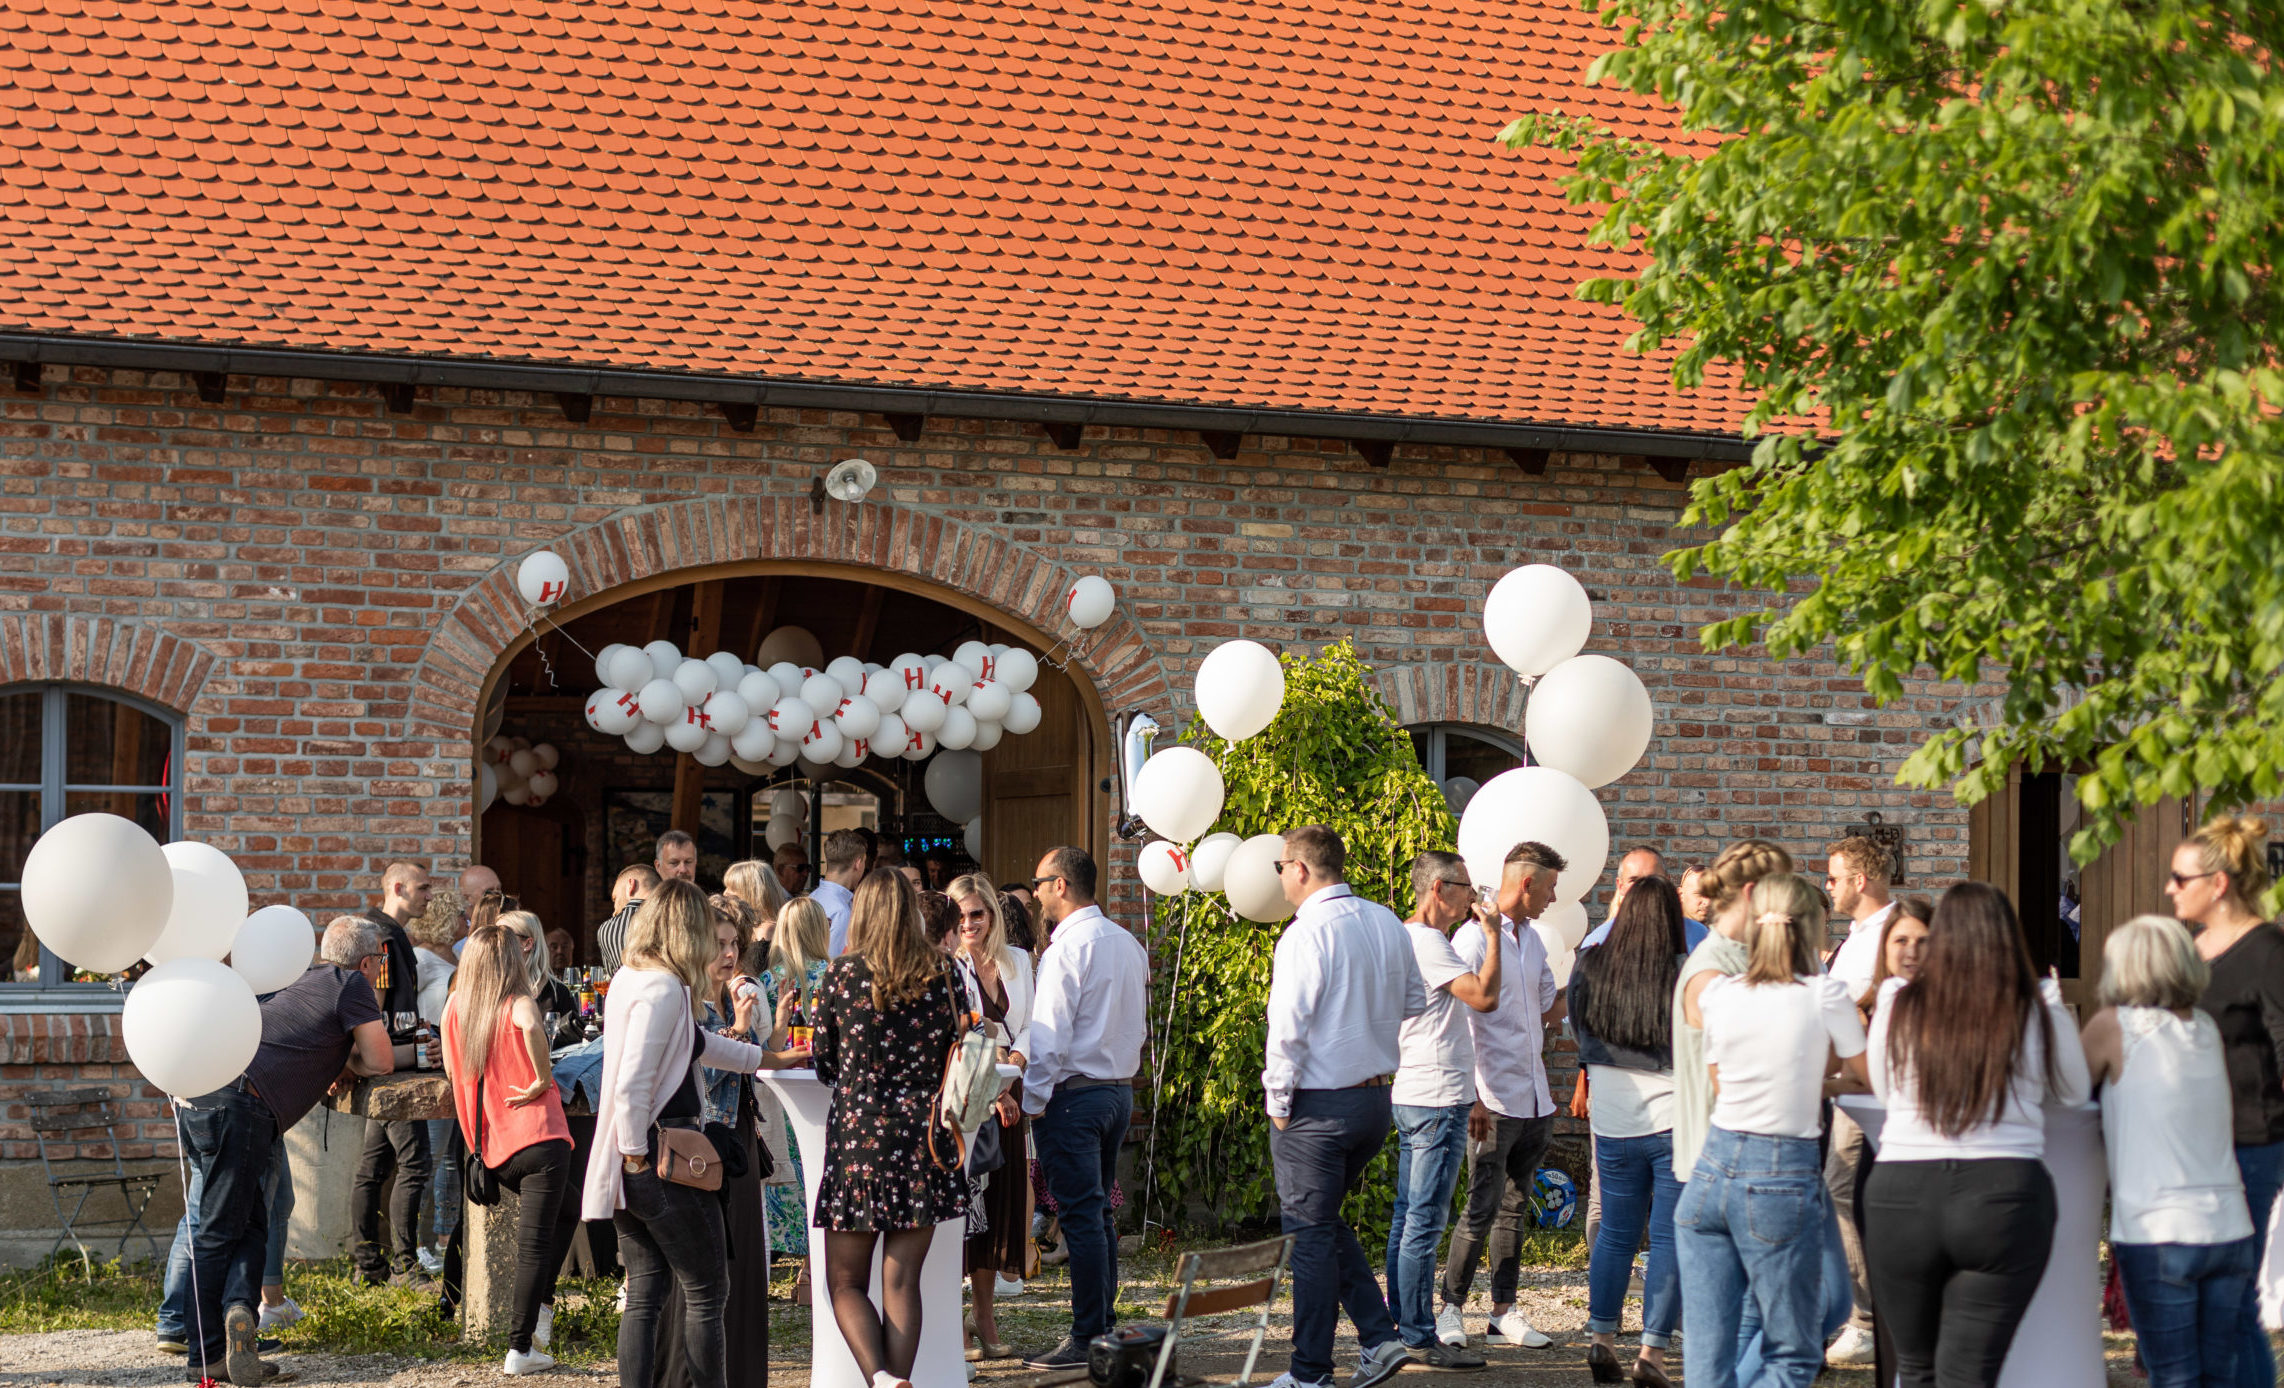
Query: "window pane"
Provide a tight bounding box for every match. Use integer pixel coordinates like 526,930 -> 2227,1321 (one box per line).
0,689 -> 37,784
1444,731 -> 1526,787
64,693 -> 173,788
0,788 -> 34,882
64,789 -> 168,844
0,890 -> 33,982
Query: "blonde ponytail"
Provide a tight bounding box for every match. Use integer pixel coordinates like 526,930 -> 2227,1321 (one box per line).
1701,839 -> 1796,916
2187,815 -> 2272,908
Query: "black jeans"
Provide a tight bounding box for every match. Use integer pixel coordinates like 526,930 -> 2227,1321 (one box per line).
351,1118 -> 433,1278
615,1165 -> 731,1388
1270,1086 -> 1400,1384
178,1087 -> 279,1368
1863,1158 -> 2055,1388
1441,1109 -> 1554,1308
441,1138 -> 580,1353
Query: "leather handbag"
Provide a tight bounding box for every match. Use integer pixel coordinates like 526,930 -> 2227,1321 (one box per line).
462,1072 -> 502,1208
654,1120 -> 724,1191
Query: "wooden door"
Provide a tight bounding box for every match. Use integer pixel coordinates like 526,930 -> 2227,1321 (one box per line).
478,804 -> 587,959
980,662 -> 1100,888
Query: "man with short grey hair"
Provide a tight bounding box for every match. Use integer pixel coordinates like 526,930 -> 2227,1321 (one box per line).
320,916 -> 379,970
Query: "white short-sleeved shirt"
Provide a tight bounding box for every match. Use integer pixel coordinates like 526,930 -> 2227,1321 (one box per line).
1394,921 -> 1477,1108
1702,973 -> 1866,1139
1868,977 -> 2094,1161
1454,918 -> 1559,1120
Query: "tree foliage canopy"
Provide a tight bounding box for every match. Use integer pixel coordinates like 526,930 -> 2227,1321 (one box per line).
1509,0 -> 2284,862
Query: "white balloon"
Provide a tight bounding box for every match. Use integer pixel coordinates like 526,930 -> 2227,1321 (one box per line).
699,689 -> 751,737
1456,766 -> 1609,906
925,750 -> 984,824
1442,777 -> 1480,814
516,550 -> 570,607
593,643 -> 628,688
496,758 -> 528,791
832,737 -> 869,769
795,673 -> 839,715
532,743 -> 559,771
899,726 -> 937,761
1223,834 -> 1294,923
937,705 -> 978,751
833,694 -> 882,741
706,650 -> 749,690
1131,746 -> 1225,843
900,690 -> 947,733
929,663 -> 975,707
995,647 -> 1040,694
862,667 -> 908,714
125,957 -> 263,1097
624,722 -> 667,755
1524,654 -> 1655,789
20,813 -> 173,973
923,654 -> 947,677
1483,564 -> 1594,678
637,678 -> 686,725
954,641 -> 995,677
665,718 -> 710,753
478,762 -> 498,812
1534,925 -> 1578,988
766,696 -> 817,738
605,646 -> 655,693
756,626 -> 825,670
770,787 -> 806,820
737,669 -> 783,714
692,734 -> 732,768
1003,691 -> 1043,735
230,904 -> 315,995
1138,840 -> 1192,895
969,719 -> 1004,751
765,815 -> 803,851
1188,832 -> 1243,892
730,754 -> 772,776
765,736 -> 802,766
1195,639 -> 1286,741
1538,900 -> 1592,951
825,656 -> 869,692
485,734 -> 513,763
509,735 -> 530,751
731,720 -> 775,761
964,818 -> 984,858
643,639 -> 684,682
874,712 -> 910,758
145,842 -> 249,965
508,748 -> 540,777
501,782 -> 532,805
967,679 -> 1012,723
887,653 -> 930,699
800,719 -> 843,764
673,657 -> 719,705
527,770 -> 559,801
1065,575 -> 1116,629
767,661 -> 808,695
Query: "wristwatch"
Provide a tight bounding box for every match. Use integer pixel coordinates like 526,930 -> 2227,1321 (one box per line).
623,1153 -> 650,1173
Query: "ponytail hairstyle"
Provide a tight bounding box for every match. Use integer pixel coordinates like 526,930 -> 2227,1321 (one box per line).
2183,815 -> 2272,912
1740,873 -> 1826,985
1700,839 -> 1796,918
1883,881 -> 2060,1137
1577,875 -> 1686,1051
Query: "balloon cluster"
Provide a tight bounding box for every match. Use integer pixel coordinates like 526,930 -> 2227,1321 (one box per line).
478,734 -> 567,811
18,815 -> 317,1098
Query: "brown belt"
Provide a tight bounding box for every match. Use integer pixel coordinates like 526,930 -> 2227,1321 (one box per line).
1348,1075 -> 1393,1089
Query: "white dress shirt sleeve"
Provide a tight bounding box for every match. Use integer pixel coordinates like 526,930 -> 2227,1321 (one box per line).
1020,939 -> 1082,1116
1262,925 -> 1321,1119
1533,933 -> 1558,1014
1002,948 -> 1035,1058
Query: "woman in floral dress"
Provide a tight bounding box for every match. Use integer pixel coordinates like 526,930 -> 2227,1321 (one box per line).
811,870 -> 968,1388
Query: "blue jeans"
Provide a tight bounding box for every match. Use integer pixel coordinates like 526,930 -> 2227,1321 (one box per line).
1271,1086 -> 1400,1384
425,1118 -> 460,1248
177,1087 -> 280,1366
159,1130 -> 292,1339
1588,1130 -> 1682,1348
1383,1103 -> 1470,1348
2115,1238 -> 2258,1388
2231,1141 -> 2283,1388
1676,1127 -> 1828,1388
1733,1196 -> 1850,1382
1035,1083 -> 1133,1344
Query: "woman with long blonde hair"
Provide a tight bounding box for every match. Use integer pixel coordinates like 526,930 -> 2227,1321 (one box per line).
724,859 -> 789,938
496,910 -> 579,1037
753,896 -> 833,1266
948,872 -> 1034,1361
441,925 -> 578,1374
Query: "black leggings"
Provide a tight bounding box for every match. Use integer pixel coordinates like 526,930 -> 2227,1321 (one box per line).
439,1137 -> 580,1354
1863,1157 -> 2055,1388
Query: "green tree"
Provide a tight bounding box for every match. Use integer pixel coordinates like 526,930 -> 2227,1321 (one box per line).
1507,0 -> 2284,864
1142,641 -> 1453,1231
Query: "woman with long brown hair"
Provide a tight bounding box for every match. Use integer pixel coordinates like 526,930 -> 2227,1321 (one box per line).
811,870 -> 970,1388
1864,881 -> 2090,1388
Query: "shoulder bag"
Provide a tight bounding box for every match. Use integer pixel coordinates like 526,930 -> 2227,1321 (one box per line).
463,1070 -> 501,1207
652,1012 -> 724,1192
931,965 -> 1003,1169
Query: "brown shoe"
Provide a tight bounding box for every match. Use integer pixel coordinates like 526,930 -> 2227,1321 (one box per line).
1631,1357 -> 1672,1388
1588,1343 -> 1623,1384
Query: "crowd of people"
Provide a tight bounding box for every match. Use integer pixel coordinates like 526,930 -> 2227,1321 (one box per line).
148,807 -> 2284,1388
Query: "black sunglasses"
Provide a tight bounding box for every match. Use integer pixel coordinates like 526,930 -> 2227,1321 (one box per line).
1028,874 -> 1062,890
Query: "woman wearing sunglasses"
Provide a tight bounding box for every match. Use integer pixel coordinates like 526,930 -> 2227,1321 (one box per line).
2165,814 -> 2283,1388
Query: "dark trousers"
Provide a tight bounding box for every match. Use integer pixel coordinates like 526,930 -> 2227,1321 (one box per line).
179,1087 -> 279,1368
1863,1158 -> 2054,1388
2230,1141 -> 2284,1388
1271,1086 -> 1399,1384
351,1118 -> 433,1278
616,1165 -> 731,1388
1034,1083 -> 1132,1343
1441,1109 -> 1554,1308
440,1138 -> 580,1353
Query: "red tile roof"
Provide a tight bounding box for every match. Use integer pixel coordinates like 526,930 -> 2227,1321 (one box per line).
0,0 -> 1746,435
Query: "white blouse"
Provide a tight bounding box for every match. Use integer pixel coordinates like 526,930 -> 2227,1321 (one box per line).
2102,1007 -> 2252,1245
1868,978 -> 2092,1162
1701,973 -> 1865,1139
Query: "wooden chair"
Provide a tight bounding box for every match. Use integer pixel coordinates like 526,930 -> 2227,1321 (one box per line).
1146,1233 -> 1294,1388
26,1087 -> 165,1274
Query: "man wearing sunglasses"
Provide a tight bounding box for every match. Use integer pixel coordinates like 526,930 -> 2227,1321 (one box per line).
1262,825 -> 1426,1388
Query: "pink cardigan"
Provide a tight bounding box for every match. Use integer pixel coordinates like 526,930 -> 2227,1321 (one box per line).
579,966 -> 763,1219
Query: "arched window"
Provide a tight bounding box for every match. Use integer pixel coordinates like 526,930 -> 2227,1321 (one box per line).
1,685 -> 184,992
1406,723 -> 1529,812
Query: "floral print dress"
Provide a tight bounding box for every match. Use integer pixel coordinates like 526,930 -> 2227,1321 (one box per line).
760,959 -> 829,1255
810,955 -> 969,1231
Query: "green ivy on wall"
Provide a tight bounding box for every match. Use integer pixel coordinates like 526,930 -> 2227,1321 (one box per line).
1141,640 -> 1456,1235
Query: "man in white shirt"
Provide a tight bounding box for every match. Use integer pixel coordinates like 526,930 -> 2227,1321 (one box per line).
1262,825 -> 1425,1388
1438,840 -> 1565,1350
1820,834 -> 1896,1367
1386,851 -> 1502,1371
1018,846 -> 1148,1372
812,828 -> 867,957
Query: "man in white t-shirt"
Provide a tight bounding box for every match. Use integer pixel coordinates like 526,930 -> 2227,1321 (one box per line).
1387,851 -> 1504,1371
1820,834 -> 1896,1367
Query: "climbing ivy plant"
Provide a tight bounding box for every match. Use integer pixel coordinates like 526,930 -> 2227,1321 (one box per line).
1141,641 -> 1455,1234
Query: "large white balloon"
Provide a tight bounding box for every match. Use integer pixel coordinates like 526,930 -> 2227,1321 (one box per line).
765,736 -> 803,766
1483,564 -> 1593,678
1131,747 -> 1225,843
705,650 -> 749,691
967,679 -> 1012,724
833,694 -> 881,741
929,663 -> 974,708
969,719 -> 1004,752
665,718 -> 711,753
766,696 -> 817,738
1524,654 -> 1654,789
770,787 -> 807,820
478,761 -> 498,813
825,656 -> 869,693
765,815 -> 802,851
594,643 -> 628,688
1195,640 -> 1286,741
1456,766 -> 1609,906
874,713 -> 910,759
900,689 -> 947,734
1138,840 -> 1192,895
1442,777 -> 1480,815
624,722 -> 667,755
637,678 -> 686,725
730,720 -> 775,761
756,626 -> 825,670
20,813 -> 173,973
1003,691 -> 1043,735
737,668 -> 783,714
799,719 -> 843,764
145,842 -> 249,965
1188,832 -> 1243,893
1223,834 -> 1294,923
1065,575 -> 1116,629
605,646 -> 655,693
964,818 -> 984,859
1532,923 -> 1578,988
995,647 -> 1040,694
833,736 -> 870,769
515,550 -> 570,606
1538,900 -> 1591,951
954,641 -> 995,677
800,672 -> 846,716
862,667 -> 909,714
125,957 -> 263,1098
767,661 -> 809,695
643,639 -> 684,682
937,705 -> 978,751
230,904 -> 316,995
673,658 -> 719,705
898,726 -> 937,761
693,734 -> 733,768
699,689 -> 751,737
925,750 -> 984,825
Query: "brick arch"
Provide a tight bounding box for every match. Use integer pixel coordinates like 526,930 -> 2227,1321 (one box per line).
0,613 -> 218,714
407,494 -> 1172,742
1370,660 -> 1530,735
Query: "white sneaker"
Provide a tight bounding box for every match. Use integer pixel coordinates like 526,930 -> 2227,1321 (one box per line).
502,1348 -> 556,1375
416,1246 -> 445,1275
256,1297 -> 302,1331
1263,1375 -> 1332,1388
1435,1302 -> 1467,1347
994,1274 -> 1025,1298
1826,1325 -> 1876,1366
614,1279 -> 628,1314
1491,1307 -> 1553,1349
533,1303 -> 553,1352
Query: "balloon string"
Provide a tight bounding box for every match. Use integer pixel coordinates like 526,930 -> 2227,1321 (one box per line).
1140,887 -> 1201,1234
173,1105 -> 217,1388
